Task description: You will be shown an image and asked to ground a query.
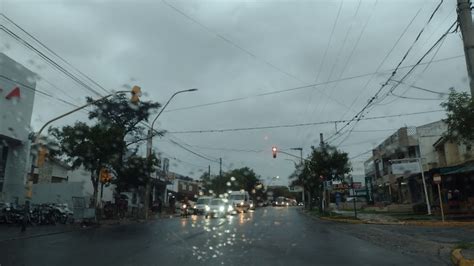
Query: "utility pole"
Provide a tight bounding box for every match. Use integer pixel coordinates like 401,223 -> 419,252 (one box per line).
144,88 -> 197,219
351,175 -> 357,219
458,0 -> 474,95
208,165 -> 211,179
319,133 -> 326,213
219,158 -> 222,178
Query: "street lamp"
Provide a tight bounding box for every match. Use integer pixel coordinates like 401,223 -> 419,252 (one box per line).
144,88 -> 198,219
289,147 -> 303,164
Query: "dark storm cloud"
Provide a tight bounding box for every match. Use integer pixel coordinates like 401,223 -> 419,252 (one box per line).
0,0 -> 468,183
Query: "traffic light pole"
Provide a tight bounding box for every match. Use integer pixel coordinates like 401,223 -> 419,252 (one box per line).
27,90 -> 131,200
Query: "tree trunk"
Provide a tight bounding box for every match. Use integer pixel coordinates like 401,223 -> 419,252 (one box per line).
308,190 -> 313,210
91,170 -> 99,208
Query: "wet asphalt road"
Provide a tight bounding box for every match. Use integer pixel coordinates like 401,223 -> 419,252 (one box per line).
0,207 -> 440,266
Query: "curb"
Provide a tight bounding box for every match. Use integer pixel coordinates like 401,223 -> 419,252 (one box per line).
319,216 -> 365,224
451,249 -> 474,266
298,209 -> 365,224
405,221 -> 474,227
0,226 -> 86,242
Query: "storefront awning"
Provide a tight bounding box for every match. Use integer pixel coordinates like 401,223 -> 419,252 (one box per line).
443,163 -> 474,175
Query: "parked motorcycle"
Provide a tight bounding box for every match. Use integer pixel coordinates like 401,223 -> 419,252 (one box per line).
52,203 -> 74,224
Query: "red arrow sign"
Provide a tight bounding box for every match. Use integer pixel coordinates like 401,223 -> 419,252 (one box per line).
5,87 -> 20,99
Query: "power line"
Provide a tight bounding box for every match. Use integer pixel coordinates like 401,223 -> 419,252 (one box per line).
327,20 -> 456,145
160,0 -> 301,82
390,91 -> 446,101
314,0 -> 344,84
158,150 -> 208,170
166,138 -> 219,163
0,14 -> 110,95
337,7 -> 423,121
337,0 -> 445,127
163,55 -> 462,113
296,0 -> 344,145
334,21 -> 451,146
350,150 -> 372,160
161,0 -> 359,113
168,109 -> 443,134
352,128 -> 399,133
388,79 -> 448,95
0,74 -> 82,109
385,21 -> 457,97
303,0 -> 376,149
0,25 -> 104,97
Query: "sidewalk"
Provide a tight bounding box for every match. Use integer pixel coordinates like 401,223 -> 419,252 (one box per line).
331,210 -> 474,226
0,224 -> 81,242
0,212 -> 182,242
332,210 -> 403,224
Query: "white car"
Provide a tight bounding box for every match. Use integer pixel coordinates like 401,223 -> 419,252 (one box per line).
228,191 -> 250,213
204,198 -> 233,218
193,196 -> 213,215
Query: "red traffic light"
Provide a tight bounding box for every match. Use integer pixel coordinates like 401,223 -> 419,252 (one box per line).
272,146 -> 277,158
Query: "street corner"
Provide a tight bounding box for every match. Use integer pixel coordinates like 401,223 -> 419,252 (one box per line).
452,249 -> 474,266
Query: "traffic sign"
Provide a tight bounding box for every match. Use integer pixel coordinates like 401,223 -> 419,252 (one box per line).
433,174 -> 442,184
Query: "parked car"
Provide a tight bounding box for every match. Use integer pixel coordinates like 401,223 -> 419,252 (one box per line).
205,198 -> 232,218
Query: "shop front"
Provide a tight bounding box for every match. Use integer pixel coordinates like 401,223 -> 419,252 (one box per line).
437,162 -> 474,214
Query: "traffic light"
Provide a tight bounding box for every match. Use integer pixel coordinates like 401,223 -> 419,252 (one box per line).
272,146 -> 277,158
100,168 -> 111,183
37,145 -> 48,167
131,85 -> 141,104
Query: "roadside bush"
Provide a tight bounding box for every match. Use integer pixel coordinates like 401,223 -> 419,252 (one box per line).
412,202 -> 427,214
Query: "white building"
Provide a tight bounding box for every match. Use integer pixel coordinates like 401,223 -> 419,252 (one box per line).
416,120 -> 448,171
0,53 -> 36,203
67,166 -> 115,203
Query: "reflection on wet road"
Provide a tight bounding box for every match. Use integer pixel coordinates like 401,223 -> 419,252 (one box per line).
0,207 -> 437,266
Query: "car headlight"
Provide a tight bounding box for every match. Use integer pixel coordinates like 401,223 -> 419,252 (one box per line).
193,206 -> 197,209
240,202 -> 244,206
250,203 -> 253,208
228,205 -> 233,212
219,206 -> 225,212
205,205 -> 210,211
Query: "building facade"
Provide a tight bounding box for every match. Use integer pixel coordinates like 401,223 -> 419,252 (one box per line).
0,53 -> 36,203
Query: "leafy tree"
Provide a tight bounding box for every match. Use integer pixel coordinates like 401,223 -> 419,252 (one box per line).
87,95 -> 161,192
203,167 -> 262,198
87,94 -> 162,147
115,154 -> 160,192
289,144 -> 351,210
50,95 -> 162,205
267,186 -> 293,199
50,123 -> 124,206
441,89 -> 474,147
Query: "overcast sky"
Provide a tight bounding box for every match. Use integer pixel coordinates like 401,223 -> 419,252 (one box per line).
0,0 -> 469,185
